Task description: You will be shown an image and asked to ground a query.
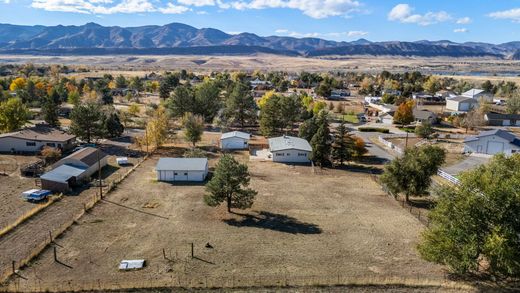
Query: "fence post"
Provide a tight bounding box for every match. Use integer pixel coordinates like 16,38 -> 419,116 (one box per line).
191,243 -> 194,258
53,246 -> 57,262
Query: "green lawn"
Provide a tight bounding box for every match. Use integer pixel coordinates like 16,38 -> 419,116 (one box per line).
339,114 -> 359,124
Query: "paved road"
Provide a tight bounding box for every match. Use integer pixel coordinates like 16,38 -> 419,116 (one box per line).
443,156 -> 490,176
354,131 -> 395,163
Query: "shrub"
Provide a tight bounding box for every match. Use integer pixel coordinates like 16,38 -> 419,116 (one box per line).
358,127 -> 390,133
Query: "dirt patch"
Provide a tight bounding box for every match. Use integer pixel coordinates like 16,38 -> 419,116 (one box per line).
7,152 -> 450,292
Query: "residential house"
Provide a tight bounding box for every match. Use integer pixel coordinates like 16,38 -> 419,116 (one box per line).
464,129 -> 520,155
484,113 -> 520,127
462,89 -> 493,103
268,136 -> 312,163
327,89 -> 350,100
446,96 -> 478,112
155,158 -> 208,182
0,125 -> 76,153
220,131 -> 251,150
413,109 -> 437,124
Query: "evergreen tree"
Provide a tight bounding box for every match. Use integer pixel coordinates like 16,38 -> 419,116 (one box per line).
309,111 -> 331,167
42,95 -> 60,127
299,116 -> 318,142
159,73 -> 179,99
182,112 -> 204,147
204,154 -> 257,213
331,120 -> 354,166
225,82 -> 257,128
166,86 -> 195,118
115,75 -> 127,88
70,102 -> 103,143
102,112 -> 124,138
259,94 -> 283,136
194,80 -> 221,122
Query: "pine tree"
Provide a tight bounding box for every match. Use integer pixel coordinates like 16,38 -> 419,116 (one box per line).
225,82 -> 257,129
331,120 -> 354,166
309,111 -> 331,167
42,95 -> 60,127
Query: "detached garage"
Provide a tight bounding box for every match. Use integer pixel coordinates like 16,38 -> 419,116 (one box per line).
220,131 -> 251,150
464,129 -> 520,155
156,158 -> 208,182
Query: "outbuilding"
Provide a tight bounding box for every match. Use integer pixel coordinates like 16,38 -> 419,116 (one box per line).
464,129 -> 520,155
53,147 -> 108,180
40,164 -> 87,192
268,135 -> 312,163
446,96 -> 478,112
220,131 -> 251,150
156,158 -> 208,182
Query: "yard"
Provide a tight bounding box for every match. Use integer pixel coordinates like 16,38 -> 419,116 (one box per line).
6,149 -> 454,292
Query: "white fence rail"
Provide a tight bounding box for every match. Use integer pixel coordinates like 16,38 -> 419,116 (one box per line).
437,169 -> 460,185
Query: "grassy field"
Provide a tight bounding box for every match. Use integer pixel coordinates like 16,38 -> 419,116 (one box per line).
5,147 -> 455,292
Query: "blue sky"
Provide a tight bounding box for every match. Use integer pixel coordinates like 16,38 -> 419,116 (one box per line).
1,0 -> 520,43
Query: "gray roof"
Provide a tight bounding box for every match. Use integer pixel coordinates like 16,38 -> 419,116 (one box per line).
464,129 -> 520,147
485,113 -> 520,120
269,136 -> 312,152
462,89 -> 486,97
156,158 -> 208,171
450,96 -> 478,103
0,125 -> 75,142
40,164 -> 86,183
221,131 -> 251,140
413,109 -> 436,120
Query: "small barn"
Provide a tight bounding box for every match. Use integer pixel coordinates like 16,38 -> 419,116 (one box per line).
53,147 -> 108,180
269,136 -> 312,163
464,129 -> 520,155
40,164 -> 87,192
446,96 -> 478,112
220,131 -> 251,150
156,158 -> 208,182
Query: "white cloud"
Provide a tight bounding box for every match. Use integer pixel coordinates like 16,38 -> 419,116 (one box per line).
456,17 -> 471,24
159,2 -> 190,13
388,3 -> 451,26
489,8 -> 520,22
178,0 -> 214,6
3,0 -> 11,3
227,0 -> 362,19
453,28 -> 468,33
346,30 -> 368,37
196,10 -> 208,14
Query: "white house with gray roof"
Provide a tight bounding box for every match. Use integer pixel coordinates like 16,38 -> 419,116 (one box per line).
446,96 -> 478,112
464,129 -> 520,155
220,131 -> 251,150
155,158 -> 208,182
268,136 -> 312,163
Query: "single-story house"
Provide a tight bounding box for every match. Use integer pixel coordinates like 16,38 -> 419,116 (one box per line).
40,147 -> 108,192
413,109 -> 437,124
462,89 -> 493,103
328,89 -> 350,100
446,96 -> 478,112
0,125 -> 76,153
53,147 -> 108,180
463,129 -> 520,155
156,158 -> 208,182
268,136 -> 312,163
220,131 -> 251,150
484,113 -> 520,127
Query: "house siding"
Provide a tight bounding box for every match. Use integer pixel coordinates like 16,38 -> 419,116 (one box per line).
0,137 -> 75,153
156,162 -> 208,182
464,135 -> 520,155
271,149 -> 311,163
221,137 -> 249,150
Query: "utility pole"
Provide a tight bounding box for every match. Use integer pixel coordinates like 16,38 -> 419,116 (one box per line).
144,126 -> 149,155
97,148 -> 102,199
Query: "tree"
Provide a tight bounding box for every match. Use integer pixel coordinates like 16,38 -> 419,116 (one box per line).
9,77 -> 26,91
259,94 -> 283,136
415,121 -> 434,138
331,120 -> 354,166
299,116 -> 318,142
41,95 -> 60,127
102,112 -> 124,138
194,80 -> 221,122
115,75 -> 127,88
67,90 -> 80,105
352,137 -> 368,157
225,82 -> 257,128
0,98 -> 30,133
380,145 -> 446,202
70,102 -> 103,143
461,109 -> 486,132
481,80 -> 494,94
381,93 -> 396,105
204,154 -> 257,213
393,100 -> 415,125
41,146 -> 61,164
309,111 -> 331,167
138,106 -> 170,150
127,103 -> 140,116
159,73 -> 179,99
182,112 -> 204,147
423,76 -> 440,95
418,154 -> 520,276
166,86 -> 195,118
129,76 -> 144,95
279,94 -> 302,132
506,93 -> 520,114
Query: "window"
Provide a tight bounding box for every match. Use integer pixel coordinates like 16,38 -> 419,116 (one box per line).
298,153 -> 307,157
46,143 -> 56,147
287,153 -> 290,156
184,173 -> 188,176
174,173 -> 178,175
26,142 -> 36,146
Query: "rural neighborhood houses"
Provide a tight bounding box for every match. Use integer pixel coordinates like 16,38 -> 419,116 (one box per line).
220,131 -> 251,150
464,129 -> 520,155
484,113 -> 520,126
155,158 -> 209,182
40,147 -> 108,192
0,125 -> 76,153
268,135 -> 312,163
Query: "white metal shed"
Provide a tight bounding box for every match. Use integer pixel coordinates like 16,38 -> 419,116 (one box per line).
220,131 -> 251,150
155,158 -> 208,182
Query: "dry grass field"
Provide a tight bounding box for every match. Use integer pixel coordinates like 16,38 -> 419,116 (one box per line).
4,149 -> 459,292
1,54 -> 519,76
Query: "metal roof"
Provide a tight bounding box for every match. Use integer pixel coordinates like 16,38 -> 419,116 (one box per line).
462,89 -> 485,97
221,131 -> 251,140
464,129 -> 520,147
269,136 -> 312,152
119,260 -> 145,270
450,96 -> 477,102
0,125 -> 75,142
156,158 -> 208,171
40,164 -> 87,183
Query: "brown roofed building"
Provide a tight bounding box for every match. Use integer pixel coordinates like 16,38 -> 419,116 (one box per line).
0,124 -> 76,153
52,147 -> 108,181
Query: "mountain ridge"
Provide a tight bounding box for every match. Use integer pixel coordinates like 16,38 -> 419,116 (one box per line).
0,22 -> 518,58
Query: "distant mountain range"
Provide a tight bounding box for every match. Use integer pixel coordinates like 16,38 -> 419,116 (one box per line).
1,22 -> 520,59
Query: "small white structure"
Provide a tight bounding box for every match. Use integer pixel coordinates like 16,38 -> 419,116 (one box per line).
220,131 -> 251,150
462,89 -> 493,103
119,259 -> 145,270
446,96 -> 478,112
464,129 -> 520,155
268,136 -> 312,163
156,158 -> 208,182
364,96 -> 382,104
116,157 -> 129,165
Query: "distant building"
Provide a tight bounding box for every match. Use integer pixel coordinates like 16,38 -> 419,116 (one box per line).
220,131 -> 251,150
461,89 -> 493,103
485,113 -> 520,127
464,129 -> 520,155
413,109 -> 438,124
0,125 -> 76,153
327,89 -> 350,100
446,96 -> 478,112
269,136 -> 312,163
155,158 -> 208,182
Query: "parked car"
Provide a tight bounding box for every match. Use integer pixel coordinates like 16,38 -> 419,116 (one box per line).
21,189 -> 52,202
